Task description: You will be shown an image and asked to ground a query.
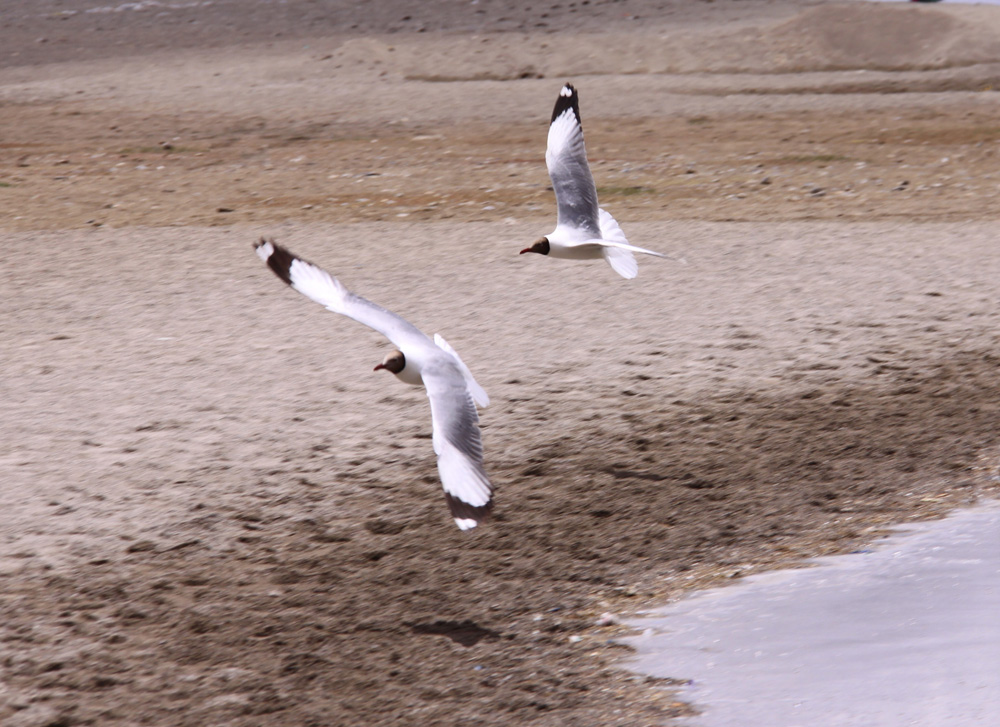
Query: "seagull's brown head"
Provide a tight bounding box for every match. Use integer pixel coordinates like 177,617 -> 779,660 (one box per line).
520,237 -> 551,256
374,350 -> 406,375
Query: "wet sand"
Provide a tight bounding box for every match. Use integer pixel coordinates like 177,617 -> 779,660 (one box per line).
3,2 -> 1000,725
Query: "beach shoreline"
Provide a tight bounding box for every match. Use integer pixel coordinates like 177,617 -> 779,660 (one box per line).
3,2 -> 1000,724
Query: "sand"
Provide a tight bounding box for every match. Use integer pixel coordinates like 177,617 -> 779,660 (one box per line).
2,1 -> 1000,725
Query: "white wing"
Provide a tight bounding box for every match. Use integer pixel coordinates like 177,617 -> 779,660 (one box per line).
434,333 -> 489,408
255,239 -> 429,351
546,84 -> 600,237
550,233 -> 653,255
423,360 -> 493,530
602,246 -> 638,279
598,207 -> 628,245
597,208 -> 665,257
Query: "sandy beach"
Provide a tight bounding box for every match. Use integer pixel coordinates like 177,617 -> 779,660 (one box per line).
3,1 -> 1000,724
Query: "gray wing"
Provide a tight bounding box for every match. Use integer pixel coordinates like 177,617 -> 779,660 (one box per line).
422,359 -> 493,530
256,239 -> 430,351
546,84 -> 600,236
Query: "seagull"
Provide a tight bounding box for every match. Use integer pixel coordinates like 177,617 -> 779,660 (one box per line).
254,238 -> 493,530
521,83 -> 668,279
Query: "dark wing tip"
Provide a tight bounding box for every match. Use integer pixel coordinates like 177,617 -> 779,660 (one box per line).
445,492 -> 493,529
254,237 -> 296,286
550,82 -> 580,125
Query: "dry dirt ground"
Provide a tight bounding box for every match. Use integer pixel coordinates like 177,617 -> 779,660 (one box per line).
3,2 -> 1000,726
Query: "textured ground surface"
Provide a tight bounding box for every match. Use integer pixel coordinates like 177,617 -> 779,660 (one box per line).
3,1 -> 1000,725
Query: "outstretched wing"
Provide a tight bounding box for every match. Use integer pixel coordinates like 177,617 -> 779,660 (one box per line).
602,246 -> 638,280
546,84 -> 601,237
255,239 -> 429,350
597,208 -> 664,257
594,208 -> 665,278
422,359 -> 493,530
434,333 -> 489,408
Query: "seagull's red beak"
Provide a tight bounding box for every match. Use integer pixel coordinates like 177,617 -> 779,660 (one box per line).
373,363 -> 386,371
519,247 -> 532,255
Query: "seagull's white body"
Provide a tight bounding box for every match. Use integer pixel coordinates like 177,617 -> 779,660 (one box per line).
521,84 -> 667,279
255,239 -> 492,530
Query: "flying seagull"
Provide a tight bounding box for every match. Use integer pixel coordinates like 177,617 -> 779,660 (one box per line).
255,238 -> 493,530
521,83 -> 668,279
